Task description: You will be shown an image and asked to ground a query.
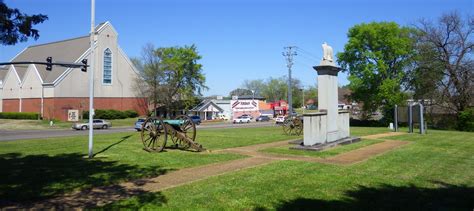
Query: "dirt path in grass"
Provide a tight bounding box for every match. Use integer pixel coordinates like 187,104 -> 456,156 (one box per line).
10,132 -> 408,209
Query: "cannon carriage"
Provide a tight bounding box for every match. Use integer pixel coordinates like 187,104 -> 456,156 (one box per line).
140,115 -> 205,152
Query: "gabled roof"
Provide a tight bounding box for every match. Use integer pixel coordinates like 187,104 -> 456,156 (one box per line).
12,36 -> 90,83
190,99 -> 224,112
2,22 -> 112,84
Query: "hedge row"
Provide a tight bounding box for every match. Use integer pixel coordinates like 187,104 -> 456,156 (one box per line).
0,112 -> 39,120
349,118 -> 387,127
457,108 -> 474,132
83,109 -> 138,120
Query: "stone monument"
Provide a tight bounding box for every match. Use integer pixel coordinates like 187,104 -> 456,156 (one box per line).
292,42 -> 359,150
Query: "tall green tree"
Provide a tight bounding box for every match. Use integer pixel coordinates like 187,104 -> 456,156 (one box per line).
261,77 -> 287,102
337,22 -> 415,119
133,43 -> 207,114
0,0 -> 48,45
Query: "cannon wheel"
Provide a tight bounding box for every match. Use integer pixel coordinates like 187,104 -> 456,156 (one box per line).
173,115 -> 196,149
282,117 -> 303,136
141,117 -> 167,152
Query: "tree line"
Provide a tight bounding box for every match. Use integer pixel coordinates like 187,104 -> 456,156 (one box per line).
337,11 -> 472,130
229,77 -> 318,109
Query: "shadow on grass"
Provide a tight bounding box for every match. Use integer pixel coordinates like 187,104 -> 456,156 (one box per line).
94,135 -> 133,156
271,182 -> 474,210
100,192 -> 167,209
0,152 -> 168,208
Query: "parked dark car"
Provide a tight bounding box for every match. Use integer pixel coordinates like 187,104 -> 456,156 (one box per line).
134,118 -> 146,131
256,115 -> 270,122
190,115 -> 201,125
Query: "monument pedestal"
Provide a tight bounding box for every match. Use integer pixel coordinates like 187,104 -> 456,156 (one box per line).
290,42 -> 358,151
302,64 -> 351,146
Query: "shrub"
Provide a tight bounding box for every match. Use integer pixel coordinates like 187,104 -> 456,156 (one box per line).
457,108 -> 474,132
83,109 -> 139,119
425,113 -> 458,130
125,110 -> 139,118
350,118 -> 387,127
0,112 -> 39,120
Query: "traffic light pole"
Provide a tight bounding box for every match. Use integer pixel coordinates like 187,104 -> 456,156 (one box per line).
88,0 -> 96,159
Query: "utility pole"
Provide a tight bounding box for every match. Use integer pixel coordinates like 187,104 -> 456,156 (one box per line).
88,0 -> 96,158
301,87 -> 305,114
283,46 -> 297,116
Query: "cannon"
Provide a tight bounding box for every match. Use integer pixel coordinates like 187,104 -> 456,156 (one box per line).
140,115 -> 205,152
282,116 -> 303,136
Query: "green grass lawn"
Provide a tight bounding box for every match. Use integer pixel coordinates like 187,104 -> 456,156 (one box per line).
105,129 -> 474,210
258,127 -> 392,158
198,126 -> 301,150
261,139 -> 384,158
0,131 -> 244,204
0,126 -> 305,205
0,126 -> 396,206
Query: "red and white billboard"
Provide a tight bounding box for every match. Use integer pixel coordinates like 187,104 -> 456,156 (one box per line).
231,100 -> 259,112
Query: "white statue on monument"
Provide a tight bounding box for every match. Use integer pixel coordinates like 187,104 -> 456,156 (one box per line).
321,42 -> 335,65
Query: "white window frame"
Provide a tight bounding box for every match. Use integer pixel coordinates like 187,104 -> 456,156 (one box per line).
102,48 -> 113,85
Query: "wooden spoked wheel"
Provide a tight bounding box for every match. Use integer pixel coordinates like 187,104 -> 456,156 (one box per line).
141,117 -> 167,152
173,115 -> 196,149
282,117 -> 303,136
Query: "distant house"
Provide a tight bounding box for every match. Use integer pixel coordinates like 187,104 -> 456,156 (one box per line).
0,22 -> 146,121
212,98 -> 232,119
189,99 -> 224,120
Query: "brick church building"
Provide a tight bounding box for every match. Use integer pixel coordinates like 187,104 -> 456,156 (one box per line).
0,22 -> 147,121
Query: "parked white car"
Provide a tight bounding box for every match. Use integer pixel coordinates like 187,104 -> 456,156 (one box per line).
233,116 -> 251,124
72,119 -> 112,130
275,116 -> 286,124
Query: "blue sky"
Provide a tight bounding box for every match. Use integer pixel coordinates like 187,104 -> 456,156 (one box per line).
1,0 -> 472,96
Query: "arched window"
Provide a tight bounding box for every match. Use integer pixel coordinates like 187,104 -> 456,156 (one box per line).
103,48 -> 112,84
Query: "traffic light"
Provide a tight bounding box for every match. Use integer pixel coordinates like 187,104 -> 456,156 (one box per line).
81,59 -> 88,72
46,57 -> 52,71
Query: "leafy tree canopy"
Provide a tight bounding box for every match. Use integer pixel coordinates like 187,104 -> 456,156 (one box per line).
133,43 -> 207,113
337,21 -> 416,118
229,88 -> 253,97
0,0 -> 48,45
239,77 -> 312,108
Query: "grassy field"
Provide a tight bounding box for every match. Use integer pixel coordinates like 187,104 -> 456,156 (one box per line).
104,129 -> 474,210
259,127 -> 391,158
0,129 -> 245,204
0,125 -> 307,204
1,126 -> 472,209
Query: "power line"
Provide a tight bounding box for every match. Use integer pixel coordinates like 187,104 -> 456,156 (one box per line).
282,46 -> 297,115
294,60 -> 315,69
297,52 -> 319,63
295,47 -> 320,61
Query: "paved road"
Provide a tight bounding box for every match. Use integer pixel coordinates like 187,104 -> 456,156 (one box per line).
0,121 -> 276,142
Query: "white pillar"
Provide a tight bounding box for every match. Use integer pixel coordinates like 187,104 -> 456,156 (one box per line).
314,65 -> 342,143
